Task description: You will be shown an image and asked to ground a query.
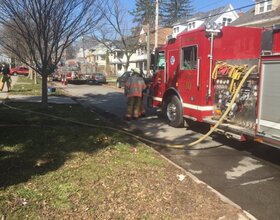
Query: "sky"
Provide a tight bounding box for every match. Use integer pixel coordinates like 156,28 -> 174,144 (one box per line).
120,0 -> 255,27
120,0 -> 255,12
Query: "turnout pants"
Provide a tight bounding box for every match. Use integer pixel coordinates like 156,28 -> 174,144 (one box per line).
126,96 -> 144,118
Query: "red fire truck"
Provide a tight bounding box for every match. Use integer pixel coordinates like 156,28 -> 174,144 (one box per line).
148,25 -> 280,148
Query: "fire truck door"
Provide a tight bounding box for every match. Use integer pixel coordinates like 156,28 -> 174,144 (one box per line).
167,49 -> 180,87
178,45 -> 199,111
152,51 -> 166,104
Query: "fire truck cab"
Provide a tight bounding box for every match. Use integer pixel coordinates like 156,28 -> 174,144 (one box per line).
149,25 -> 280,148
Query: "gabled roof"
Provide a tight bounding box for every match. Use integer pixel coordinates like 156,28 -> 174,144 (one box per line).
173,4 -> 235,26
231,6 -> 280,27
139,26 -> 172,46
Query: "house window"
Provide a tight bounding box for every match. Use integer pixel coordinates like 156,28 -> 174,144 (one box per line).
222,18 -> 232,26
259,2 -> 265,13
117,52 -> 124,58
267,0 -> 272,11
258,0 -> 272,14
181,46 -> 197,70
117,64 -> 122,70
174,27 -> 178,33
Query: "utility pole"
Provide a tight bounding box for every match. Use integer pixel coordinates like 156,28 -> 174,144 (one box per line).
155,0 -> 159,49
146,23 -> 150,76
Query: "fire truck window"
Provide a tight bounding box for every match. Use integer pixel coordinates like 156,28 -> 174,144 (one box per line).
157,52 -> 165,70
181,46 -> 197,70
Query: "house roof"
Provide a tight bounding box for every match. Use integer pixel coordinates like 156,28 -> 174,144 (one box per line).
139,26 -> 172,46
173,4 -> 235,26
231,6 -> 280,27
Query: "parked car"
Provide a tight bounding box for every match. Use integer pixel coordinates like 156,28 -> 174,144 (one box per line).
116,71 -> 131,88
10,66 -> 29,76
87,72 -> 106,84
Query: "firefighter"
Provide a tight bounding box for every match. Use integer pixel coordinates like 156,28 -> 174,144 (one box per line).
124,68 -> 146,120
0,63 -> 11,92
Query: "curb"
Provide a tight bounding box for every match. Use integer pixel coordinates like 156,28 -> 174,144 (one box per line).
151,148 -> 257,220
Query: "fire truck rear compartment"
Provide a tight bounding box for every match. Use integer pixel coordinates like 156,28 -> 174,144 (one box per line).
256,58 -> 280,144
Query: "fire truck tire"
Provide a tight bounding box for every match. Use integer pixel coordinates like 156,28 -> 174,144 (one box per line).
164,95 -> 184,128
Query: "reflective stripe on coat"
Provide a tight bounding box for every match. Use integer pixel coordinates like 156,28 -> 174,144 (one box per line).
125,75 -> 146,97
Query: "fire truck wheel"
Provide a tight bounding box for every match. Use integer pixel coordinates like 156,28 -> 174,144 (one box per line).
165,95 -> 184,128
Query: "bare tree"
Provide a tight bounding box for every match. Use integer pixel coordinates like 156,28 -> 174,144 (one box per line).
65,44 -> 78,60
0,0 -> 103,107
94,0 -> 139,72
1,23 -> 36,81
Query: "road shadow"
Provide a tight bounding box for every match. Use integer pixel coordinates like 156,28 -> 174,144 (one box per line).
212,135 -> 280,166
69,91 -> 216,155
73,89 -> 280,166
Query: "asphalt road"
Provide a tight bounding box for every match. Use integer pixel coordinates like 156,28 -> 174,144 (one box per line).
64,83 -> 280,220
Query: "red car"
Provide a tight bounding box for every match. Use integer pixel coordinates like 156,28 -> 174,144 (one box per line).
10,66 -> 29,76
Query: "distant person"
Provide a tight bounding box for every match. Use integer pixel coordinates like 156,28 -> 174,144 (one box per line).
61,72 -> 67,86
124,68 -> 146,120
0,63 -> 11,92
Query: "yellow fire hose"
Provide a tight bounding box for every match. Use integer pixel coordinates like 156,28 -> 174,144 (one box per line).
187,65 -> 256,147
2,65 -> 256,150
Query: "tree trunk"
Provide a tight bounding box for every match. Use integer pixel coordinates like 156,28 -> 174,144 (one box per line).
34,71 -> 37,84
29,59 -> 33,80
125,55 -> 130,72
29,68 -> 33,80
41,74 -> 48,108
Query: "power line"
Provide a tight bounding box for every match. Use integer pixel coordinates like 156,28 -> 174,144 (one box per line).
193,0 -> 226,13
92,0 -> 271,45
116,0 -> 269,33
118,0 -> 269,40
173,0 -> 267,27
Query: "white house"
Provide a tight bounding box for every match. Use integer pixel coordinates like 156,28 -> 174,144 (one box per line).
172,4 -> 239,38
76,43 -> 114,75
76,48 -> 91,62
110,49 -> 137,76
0,54 -> 11,65
231,0 -> 280,27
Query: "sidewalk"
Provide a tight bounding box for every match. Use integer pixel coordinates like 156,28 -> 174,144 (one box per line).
0,76 -> 76,105
0,75 -> 17,100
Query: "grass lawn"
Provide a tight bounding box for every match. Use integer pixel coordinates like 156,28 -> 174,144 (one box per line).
0,104 -> 244,218
10,76 -> 42,96
10,76 -> 65,96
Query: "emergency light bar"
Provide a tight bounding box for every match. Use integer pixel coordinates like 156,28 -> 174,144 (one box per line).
205,23 -> 222,35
